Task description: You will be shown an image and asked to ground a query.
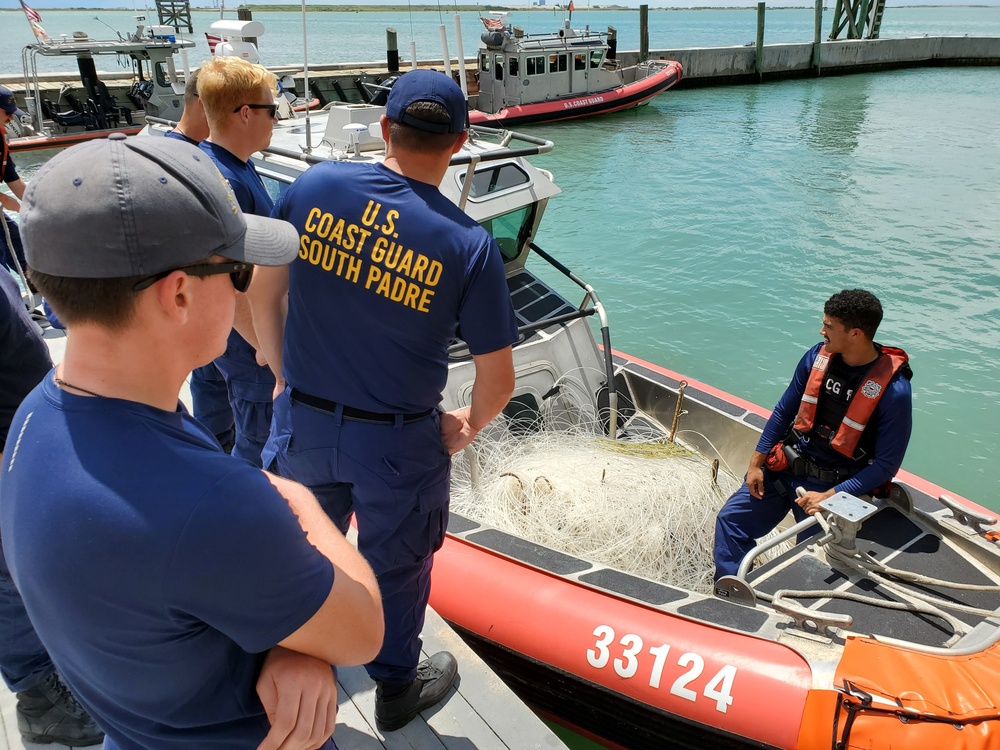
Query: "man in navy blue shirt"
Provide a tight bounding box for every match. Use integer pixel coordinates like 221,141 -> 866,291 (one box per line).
713,289 -> 913,581
2,135 -> 383,749
195,56 -> 280,467
0,269 -> 104,746
163,68 -> 209,147
250,70 -> 517,732
162,68 -> 235,452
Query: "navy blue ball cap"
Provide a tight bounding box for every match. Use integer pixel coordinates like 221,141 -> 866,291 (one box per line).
0,85 -> 28,118
385,70 -> 467,134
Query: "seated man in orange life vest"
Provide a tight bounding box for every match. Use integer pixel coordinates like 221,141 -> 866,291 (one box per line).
713,289 -> 913,581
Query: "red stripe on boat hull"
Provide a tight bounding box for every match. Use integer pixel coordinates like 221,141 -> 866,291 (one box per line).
9,127 -> 142,153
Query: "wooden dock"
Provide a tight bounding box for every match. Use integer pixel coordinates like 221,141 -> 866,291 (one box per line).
0,325 -> 566,750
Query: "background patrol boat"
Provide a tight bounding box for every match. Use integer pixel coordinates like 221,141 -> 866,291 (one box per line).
153,97 -> 1000,749
469,15 -> 682,127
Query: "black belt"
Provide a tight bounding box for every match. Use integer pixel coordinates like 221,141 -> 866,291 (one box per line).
290,388 -> 434,425
787,456 -> 857,484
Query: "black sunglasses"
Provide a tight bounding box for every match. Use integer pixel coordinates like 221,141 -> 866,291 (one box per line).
234,102 -> 277,118
133,262 -> 254,293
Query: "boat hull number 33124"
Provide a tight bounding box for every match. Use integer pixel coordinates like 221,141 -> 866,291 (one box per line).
587,625 -> 738,713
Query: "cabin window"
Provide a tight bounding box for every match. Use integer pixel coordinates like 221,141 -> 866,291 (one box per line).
154,62 -> 172,88
457,162 -> 532,204
548,54 -> 567,73
590,50 -> 604,68
494,54 -> 504,81
574,54 -> 586,71
526,56 -> 545,76
509,57 -> 519,77
480,54 -> 490,73
479,205 -> 534,262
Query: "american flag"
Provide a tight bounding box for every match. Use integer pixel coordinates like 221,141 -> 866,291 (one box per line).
480,16 -> 505,31
19,0 -> 42,22
19,0 -> 48,41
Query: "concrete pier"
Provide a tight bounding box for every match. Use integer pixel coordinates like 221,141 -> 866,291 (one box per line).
624,36 -> 1000,87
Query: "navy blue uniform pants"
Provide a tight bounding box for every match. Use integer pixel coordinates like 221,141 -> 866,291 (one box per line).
264,389 -> 449,685
190,363 -> 235,449
713,468 -> 829,581
0,535 -> 53,693
213,333 -> 275,468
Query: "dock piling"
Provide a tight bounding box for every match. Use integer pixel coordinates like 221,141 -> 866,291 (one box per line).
755,2 -> 765,79
639,5 -> 649,62
386,28 -> 399,73
813,0 -> 823,74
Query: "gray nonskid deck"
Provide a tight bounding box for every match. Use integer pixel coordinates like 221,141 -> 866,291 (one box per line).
0,605 -> 564,750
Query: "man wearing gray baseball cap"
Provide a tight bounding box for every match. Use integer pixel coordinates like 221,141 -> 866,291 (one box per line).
0,134 -> 384,750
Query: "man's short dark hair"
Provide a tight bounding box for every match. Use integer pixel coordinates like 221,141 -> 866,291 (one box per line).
28,268 -> 141,330
388,101 -> 462,153
825,289 -> 883,339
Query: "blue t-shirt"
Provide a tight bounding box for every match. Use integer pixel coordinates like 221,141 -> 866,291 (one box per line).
200,140 -> 276,390
0,270 -> 51,450
273,161 -> 518,413
0,378 -> 335,749
757,342 -> 913,497
199,140 -> 273,218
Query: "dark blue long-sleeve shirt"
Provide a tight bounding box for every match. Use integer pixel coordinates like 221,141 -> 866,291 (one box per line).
756,342 -> 913,497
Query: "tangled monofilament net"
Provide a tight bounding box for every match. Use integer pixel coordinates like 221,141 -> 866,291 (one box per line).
452,421 -> 746,595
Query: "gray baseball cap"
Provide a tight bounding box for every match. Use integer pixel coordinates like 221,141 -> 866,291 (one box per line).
23,133 -> 298,278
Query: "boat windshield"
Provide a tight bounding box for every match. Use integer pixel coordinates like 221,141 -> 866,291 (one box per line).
480,205 -> 535,262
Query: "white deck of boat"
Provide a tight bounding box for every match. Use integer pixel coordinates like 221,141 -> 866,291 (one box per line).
0,328 -> 566,750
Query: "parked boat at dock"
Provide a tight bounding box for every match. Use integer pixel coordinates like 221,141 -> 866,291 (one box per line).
9,21 -> 193,153
469,16 -> 682,127
148,92 -> 1000,748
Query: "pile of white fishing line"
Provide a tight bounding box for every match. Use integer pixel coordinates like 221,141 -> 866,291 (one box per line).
452,422 -> 755,594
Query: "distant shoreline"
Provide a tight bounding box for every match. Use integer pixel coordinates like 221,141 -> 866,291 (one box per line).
11,4 -> 999,12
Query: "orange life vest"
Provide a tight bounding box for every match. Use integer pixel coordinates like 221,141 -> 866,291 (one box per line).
793,344 -> 909,459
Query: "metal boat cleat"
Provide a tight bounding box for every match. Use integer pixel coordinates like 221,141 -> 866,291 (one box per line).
771,591 -> 853,637
938,493 -> 998,535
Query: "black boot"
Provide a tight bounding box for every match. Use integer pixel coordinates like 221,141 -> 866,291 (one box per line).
16,672 -> 104,747
374,651 -> 458,732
